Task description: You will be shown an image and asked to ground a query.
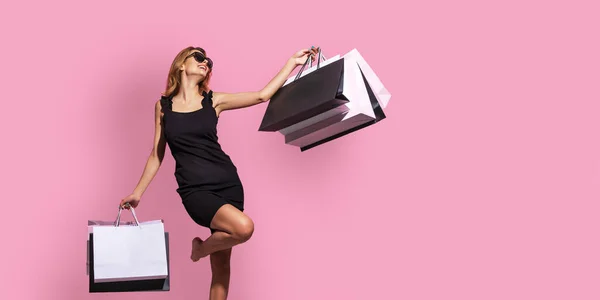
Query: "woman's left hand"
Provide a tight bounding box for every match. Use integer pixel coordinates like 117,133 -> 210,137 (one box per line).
291,47 -> 320,66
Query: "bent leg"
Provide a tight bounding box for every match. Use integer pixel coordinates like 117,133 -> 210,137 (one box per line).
191,204 -> 254,261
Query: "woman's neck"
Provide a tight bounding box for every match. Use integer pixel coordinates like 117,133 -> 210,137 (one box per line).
177,76 -> 202,102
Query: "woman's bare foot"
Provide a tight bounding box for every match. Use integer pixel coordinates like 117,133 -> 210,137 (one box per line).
191,237 -> 207,262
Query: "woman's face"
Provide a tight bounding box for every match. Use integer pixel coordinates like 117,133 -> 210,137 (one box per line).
182,50 -> 212,79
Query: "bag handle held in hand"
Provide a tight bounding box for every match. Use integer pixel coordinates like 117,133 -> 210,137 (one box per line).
114,203 -> 140,227
294,47 -> 327,82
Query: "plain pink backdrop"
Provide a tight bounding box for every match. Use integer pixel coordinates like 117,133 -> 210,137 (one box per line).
2,0 -> 600,299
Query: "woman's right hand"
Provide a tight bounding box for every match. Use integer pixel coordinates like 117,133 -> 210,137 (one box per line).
120,193 -> 141,209
291,47 -> 320,66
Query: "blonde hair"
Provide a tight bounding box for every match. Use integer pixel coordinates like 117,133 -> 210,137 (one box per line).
163,46 -> 212,98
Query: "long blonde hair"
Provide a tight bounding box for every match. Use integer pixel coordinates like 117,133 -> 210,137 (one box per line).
163,46 -> 212,98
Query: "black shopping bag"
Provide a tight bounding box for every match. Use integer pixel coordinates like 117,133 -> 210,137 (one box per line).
258,50 -> 350,132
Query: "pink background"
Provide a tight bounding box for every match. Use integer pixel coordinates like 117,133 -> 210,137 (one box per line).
2,0 -> 600,299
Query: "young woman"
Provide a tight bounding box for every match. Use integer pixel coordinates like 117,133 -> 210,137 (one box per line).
119,45 -> 319,299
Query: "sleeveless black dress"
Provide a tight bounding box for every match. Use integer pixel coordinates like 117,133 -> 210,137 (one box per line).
160,90 -> 244,231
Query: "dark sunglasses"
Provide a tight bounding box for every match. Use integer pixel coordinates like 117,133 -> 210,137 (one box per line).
189,52 -> 213,69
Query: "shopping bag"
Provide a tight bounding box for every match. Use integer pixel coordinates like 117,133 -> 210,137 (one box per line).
258,48 -> 350,132
275,48 -> 391,151
285,66 -> 387,151
87,206 -> 170,292
348,48 -> 390,110
87,233 -> 171,293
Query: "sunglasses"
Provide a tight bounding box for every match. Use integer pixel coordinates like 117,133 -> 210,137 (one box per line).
189,52 -> 213,69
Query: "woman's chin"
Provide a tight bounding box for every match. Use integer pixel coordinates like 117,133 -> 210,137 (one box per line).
186,72 -> 206,81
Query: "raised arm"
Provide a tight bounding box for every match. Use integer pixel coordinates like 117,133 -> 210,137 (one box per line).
213,47 -> 319,114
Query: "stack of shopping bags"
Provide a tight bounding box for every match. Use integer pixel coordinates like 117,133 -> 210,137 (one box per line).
259,48 -> 391,151
86,205 -> 170,293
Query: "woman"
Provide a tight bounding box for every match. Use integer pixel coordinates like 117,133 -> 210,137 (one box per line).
119,45 -> 319,299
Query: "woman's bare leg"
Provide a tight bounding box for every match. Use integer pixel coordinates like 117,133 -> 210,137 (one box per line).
191,204 -> 254,261
209,248 -> 232,300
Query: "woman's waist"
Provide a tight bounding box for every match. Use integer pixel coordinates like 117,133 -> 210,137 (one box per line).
174,165 -> 241,187
172,150 -> 235,166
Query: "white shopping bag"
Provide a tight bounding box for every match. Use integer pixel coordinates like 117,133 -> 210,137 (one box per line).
278,48 -> 391,150
88,206 -> 168,284
348,48 -> 391,109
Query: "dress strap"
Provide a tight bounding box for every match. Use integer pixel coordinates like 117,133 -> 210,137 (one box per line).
202,90 -> 213,97
202,90 -> 214,107
160,95 -> 173,111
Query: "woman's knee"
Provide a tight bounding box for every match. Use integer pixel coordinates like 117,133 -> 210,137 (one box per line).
232,217 -> 254,242
210,204 -> 254,242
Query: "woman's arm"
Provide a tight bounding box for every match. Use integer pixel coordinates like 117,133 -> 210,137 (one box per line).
120,100 -> 167,208
213,47 -> 319,114
132,100 -> 167,197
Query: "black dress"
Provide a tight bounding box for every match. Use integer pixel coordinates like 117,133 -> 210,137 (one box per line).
160,90 -> 244,232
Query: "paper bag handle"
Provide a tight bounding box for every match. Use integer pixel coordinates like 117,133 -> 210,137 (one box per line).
114,203 -> 140,227
293,47 -> 327,82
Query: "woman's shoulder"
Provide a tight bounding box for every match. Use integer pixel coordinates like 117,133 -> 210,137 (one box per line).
211,90 -> 225,107
158,94 -> 172,111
